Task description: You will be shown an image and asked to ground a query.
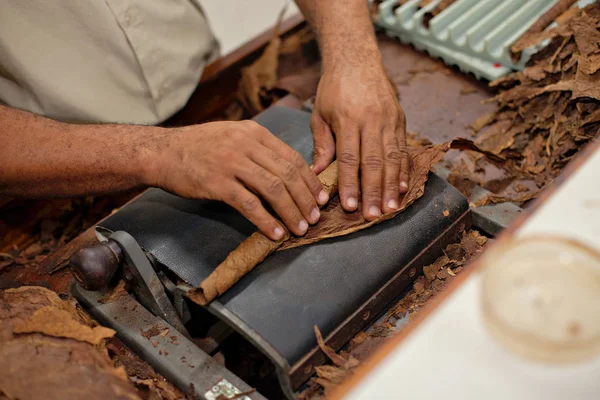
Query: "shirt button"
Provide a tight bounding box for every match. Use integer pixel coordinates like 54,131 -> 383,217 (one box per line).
123,7 -> 138,27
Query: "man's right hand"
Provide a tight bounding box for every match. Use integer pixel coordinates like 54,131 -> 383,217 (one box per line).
152,120 -> 329,240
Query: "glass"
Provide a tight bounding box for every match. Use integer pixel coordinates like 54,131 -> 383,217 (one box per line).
481,236 -> 600,363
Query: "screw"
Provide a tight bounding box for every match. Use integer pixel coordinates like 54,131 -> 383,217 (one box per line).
409,268 -> 416,277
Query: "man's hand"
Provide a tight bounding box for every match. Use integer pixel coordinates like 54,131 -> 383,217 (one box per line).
295,0 -> 409,221
311,64 -> 408,220
0,105 -> 326,239
154,120 -> 328,240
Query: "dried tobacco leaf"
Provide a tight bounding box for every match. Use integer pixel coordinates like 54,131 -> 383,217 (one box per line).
472,190 -> 540,207
457,3 -> 600,203
314,325 -> 346,367
0,286 -> 138,400
13,306 -> 115,345
470,112 -> 496,133
98,279 -> 128,304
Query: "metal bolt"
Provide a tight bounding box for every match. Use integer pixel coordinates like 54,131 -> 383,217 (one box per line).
123,270 -> 134,282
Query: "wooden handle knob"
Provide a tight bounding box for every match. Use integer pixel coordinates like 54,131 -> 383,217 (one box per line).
70,240 -> 123,291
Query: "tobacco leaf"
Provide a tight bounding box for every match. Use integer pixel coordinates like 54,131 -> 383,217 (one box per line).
571,12 -> 600,56
406,131 -> 433,147
281,140 -> 498,250
0,286 -> 138,400
448,172 -> 477,199
314,325 -> 346,367
469,112 -> 496,133
578,53 -> 600,75
523,64 -> 548,81
474,120 -> 515,154
98,279 -> 128,304
238,36 -> 281,115
472,190 -> 540,207
453,3 -> 600,202
12,306 -> 115,345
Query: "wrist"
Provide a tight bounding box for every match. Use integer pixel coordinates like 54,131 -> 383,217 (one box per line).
133,125 -> 173,189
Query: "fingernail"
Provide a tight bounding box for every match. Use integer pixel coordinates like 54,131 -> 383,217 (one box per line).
273,226 -> 285,240
310,208 -> 320,223
299,220 -> 309,234
400,181 -> 409,190
310,164 -> 314,170
387,199 -> 399,210
346,197 -> 357,210
368,205 -> 381,218
318,190 -> 329,205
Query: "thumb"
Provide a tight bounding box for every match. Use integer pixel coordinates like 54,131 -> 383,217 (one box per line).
310,114 -> 336,175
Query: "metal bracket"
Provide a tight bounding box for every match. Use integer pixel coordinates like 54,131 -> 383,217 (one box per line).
109,231 -> 190,337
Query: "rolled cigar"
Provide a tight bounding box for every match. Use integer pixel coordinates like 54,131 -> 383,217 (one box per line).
187,161 -> 338,305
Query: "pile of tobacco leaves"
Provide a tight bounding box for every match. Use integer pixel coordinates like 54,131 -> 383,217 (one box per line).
458,2 -> 600,205
299,230 -> 488,400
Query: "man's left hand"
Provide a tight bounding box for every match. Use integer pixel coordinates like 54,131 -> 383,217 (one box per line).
310,62 -> 409,221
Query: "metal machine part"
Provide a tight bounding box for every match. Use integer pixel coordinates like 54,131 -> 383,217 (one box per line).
74,284 -> 265,400
71,231 -> 189,336
72,210 -> 473,399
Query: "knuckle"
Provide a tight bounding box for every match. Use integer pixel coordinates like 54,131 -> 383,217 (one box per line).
365,106 -> 383,119
290,150 -> 306,168
268,177 -> 285,195
226,128 -> 245,143
239,195 -> 259,213
397,146 -> 409,159
340,183 -> 358,194
313,146 -> 326,157
384,149 -> 403,163
339,108 -> 360,124
385,179 -> 400,191
338,151 -> 359,167
362,154 -> 383,170
364,187 -> 382,200
281,161 -> 298,181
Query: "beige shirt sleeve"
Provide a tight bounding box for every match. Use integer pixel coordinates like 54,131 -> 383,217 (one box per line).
0,0 -> 220,125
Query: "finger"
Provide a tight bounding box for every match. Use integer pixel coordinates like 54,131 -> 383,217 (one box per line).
236,159 -> 309,236
382,127 -> 402,214
360,124 -> 384,220
251,145 -> 321,225
335,121 -> 361,212
254,125 -> 328,206
310,114 -> 336,175
227,183 -> 286,240
396,117 -> 410,194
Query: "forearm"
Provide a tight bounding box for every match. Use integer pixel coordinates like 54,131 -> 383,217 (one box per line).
0,105 -> 164,198
294,0 -> 381,72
